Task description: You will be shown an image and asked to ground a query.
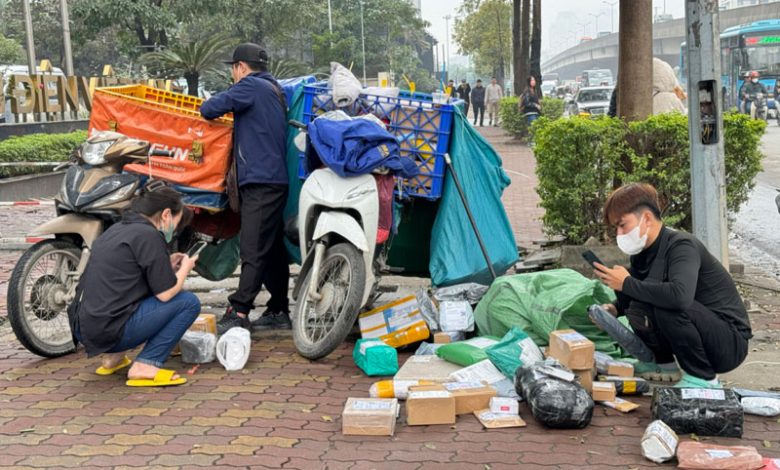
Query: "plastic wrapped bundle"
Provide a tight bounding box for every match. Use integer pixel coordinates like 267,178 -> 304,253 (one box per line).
651,387 -> 743,438
180,331 -> 217,364
599,376 -> 650,395
514,359 -> 593,429
588,304 -> 655,362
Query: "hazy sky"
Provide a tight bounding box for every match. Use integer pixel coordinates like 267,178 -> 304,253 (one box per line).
420,0 -> 686,59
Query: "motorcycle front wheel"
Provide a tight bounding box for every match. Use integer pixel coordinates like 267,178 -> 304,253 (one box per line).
292,243 -> 366,360
7,239 -> 81,357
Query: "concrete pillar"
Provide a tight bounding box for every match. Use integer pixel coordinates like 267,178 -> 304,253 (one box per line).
617,0 -> 653,121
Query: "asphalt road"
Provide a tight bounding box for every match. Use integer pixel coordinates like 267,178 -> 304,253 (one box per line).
730,121 -> 780,276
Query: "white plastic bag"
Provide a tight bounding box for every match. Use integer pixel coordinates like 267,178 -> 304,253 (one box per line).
180,331 -> 217,364
741,397 -> 780,417
328,62 -> 362,107
438,300 -> 475,332
216,327 -> 251,371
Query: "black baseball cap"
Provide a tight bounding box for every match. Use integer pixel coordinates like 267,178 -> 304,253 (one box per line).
224,43 -> 269,65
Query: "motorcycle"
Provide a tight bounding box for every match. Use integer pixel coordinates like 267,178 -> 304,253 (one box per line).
745,92 -> 768,121
288,120 -> 394,360
7,131 -> 175,357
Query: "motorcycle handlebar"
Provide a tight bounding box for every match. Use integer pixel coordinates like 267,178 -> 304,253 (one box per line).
288,119 -> 307,131
150,149 -> 175,157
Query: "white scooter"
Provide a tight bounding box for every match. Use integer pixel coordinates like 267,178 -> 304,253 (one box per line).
289,120 -> 381,360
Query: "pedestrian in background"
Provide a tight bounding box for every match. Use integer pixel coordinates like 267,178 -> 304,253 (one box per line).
520,76 -> 542,125
457,79 -> 471,116
201,43 -> 292,334
471,79 -> 486,127
486,77 -> 504,126
448,79 -> 456,98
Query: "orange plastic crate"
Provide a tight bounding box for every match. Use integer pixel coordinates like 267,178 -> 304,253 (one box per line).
95,85 -> 232,123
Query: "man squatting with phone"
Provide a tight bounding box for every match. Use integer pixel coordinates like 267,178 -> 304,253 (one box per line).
590,183 -> 751,389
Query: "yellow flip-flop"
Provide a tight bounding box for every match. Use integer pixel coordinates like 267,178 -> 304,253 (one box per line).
95,356 -> 132,376
126,369 -> 187,387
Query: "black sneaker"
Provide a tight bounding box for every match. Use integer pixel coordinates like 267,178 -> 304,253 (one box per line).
251,310 -> 292,330
217,306 -> 251,335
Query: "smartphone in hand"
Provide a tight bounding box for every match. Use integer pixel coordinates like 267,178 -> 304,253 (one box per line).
186,241 -> 207,258
581,250 -> 605,268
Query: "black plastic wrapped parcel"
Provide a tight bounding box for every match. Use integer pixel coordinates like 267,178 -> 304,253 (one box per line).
515,359 -> 593,429
651,387 -> 743,438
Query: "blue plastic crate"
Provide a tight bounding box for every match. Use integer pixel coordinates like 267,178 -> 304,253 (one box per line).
298,83 -> 457,200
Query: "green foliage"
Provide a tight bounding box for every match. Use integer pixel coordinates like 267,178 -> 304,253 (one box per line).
533,113 -> 767,244
454,0 -> 511,80
141,35 -> 235,96
499,96 -> 565,138
0,131 -> 87,178
534,116 -> 630,243
0,33 -> 23,63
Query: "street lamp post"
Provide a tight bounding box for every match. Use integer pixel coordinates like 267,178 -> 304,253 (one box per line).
21,0 -> 36,75
589,12 -> 604,34
577,21 -> 590,38
60,0 -> 74,76
359,0 -> 367,85
443,14 -> 452,82
602,0 -> 618,32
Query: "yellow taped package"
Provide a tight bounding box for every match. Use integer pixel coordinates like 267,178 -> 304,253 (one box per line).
358,296 -> 430,348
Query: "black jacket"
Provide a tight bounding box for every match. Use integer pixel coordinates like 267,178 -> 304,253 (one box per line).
457,83 -> 472,102
471,85 -> 486,105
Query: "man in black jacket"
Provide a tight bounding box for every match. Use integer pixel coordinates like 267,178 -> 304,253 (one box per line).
456,79 -> 471,116
593,183 -> 751,388
201,43 -> 291,334
471,79 -> 486,127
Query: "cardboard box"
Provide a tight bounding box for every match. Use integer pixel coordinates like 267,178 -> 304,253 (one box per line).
188,313 -> 217,335
592,381 -> 617,402
474,409 -> 527,429
434,332 -> 452,344
342,398 -> 399,436
406,385 -> 456,425
574,368 -> 594,393
548,329 -> 595,370
594,351 -> 634,377
358,296 -> 430,348
395,355 -> 463,383
442,382 -> 497,415
601,397 -> 640,413
489,397 -> 519,415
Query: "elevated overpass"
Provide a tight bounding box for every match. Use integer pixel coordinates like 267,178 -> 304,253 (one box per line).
542,4 -> 779,80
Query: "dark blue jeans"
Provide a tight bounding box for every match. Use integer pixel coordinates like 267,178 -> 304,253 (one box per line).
107,291 -> 201,367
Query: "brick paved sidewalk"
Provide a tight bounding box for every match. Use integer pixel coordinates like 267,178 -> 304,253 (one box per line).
1,127 -> 779,469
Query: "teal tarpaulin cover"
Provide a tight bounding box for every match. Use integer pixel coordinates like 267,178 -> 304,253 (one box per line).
429,108 -> 518,286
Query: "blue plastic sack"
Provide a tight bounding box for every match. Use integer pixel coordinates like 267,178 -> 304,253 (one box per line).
429,108 -> 518,286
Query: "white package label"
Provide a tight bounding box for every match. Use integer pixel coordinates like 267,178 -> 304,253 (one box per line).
449,360 -> 505,385
680,389 -> 726,400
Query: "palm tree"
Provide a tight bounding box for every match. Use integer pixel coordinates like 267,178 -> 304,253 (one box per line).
141,35 -> 235,97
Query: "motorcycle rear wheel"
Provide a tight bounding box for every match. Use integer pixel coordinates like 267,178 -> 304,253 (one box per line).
7,239 -> 80,358
292,243 -> 366,360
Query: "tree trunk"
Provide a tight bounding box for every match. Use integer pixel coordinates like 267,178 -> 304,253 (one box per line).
512,0 -> 522,96
617,0 -> 652,121
518,0 -> 530,93
530,0 -> 542,98
185,73 -> 199,97
494,2 -> 507,88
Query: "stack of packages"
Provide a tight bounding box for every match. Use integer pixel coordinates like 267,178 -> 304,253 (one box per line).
344,287 -> 539,436
543,330 -> 645,414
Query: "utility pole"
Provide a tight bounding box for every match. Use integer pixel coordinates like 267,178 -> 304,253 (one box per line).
589,12 -> 604,34
21,0 -> 36,75
444,14 -> 452,82
60,0 -> 74,75
617,0 -> 652,120
685,0 -> 728,265
359,0 -> 367,85
327,0 -> 333,47
602,0 -> 618,32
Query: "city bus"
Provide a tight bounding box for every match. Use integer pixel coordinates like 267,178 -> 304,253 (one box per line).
680,19 -> 780,110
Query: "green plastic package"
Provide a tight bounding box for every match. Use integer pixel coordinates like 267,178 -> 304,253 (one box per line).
436,336 -> 500,366
353,339 -> 398,376
485,327 -> 545,378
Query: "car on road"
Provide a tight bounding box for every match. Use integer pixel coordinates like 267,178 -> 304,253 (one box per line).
566,86 -> 614,117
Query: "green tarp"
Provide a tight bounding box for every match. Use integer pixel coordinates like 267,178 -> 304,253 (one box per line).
474,269 -> 628,359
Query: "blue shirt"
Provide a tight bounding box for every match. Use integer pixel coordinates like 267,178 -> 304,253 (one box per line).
200,72 -> 288,186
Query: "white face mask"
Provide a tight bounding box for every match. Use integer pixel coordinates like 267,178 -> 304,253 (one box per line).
752,78 -> 759,83
616,216 -> 648,256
